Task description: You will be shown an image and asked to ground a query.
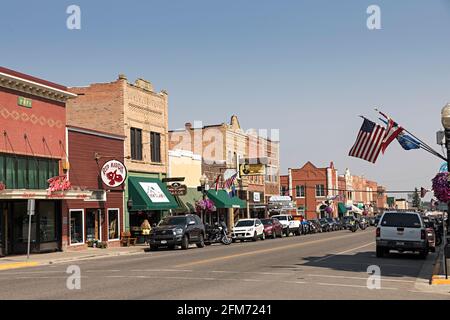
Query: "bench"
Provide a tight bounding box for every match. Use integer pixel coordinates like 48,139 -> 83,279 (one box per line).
120,231 -> 137,247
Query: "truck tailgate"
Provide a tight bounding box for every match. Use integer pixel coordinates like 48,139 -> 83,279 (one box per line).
380,226 -> 421,242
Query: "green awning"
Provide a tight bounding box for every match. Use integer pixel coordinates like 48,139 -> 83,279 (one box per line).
207,190 -> 246,209
128,177 -> 178,211
173,188 -> 203,214
338,203 -> 348,214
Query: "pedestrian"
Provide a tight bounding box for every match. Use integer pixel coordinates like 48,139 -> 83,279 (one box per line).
141,219 -> 152,244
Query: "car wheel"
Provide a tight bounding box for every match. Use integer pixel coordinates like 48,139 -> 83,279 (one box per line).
150,245 -> 159,251
376,246 -> 384,258
252,231 -> 258,241
261,232 -> 266,240
181,235 -> 189,250
196,233 -> 205,248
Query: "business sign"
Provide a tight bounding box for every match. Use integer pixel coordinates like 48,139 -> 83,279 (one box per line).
101,160 -> 127,188
253,192 -> 261,203
18,96 -> 32,108
239,163 -> 266,176
139,182 -> 169,203
167,182 -> 187,196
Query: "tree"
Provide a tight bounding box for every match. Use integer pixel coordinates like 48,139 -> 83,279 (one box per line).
412,187 -> 421,209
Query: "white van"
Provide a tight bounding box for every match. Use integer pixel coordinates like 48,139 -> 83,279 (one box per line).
376,211 -> 429,259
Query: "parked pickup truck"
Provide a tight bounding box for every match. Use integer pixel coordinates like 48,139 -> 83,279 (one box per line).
376,211 -> 429,259
271,214 -> 302,236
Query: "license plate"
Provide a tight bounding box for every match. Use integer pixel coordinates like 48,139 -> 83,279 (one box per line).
160,240 -> 167,244
396,241 -> 405,246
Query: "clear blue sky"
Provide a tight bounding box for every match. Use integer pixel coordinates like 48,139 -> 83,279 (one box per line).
2,0 -> 450,199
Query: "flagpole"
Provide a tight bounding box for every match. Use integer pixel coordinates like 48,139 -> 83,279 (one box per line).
374,108 -> 448,162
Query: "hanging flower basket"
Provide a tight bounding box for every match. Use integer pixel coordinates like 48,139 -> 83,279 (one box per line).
195,199 -> 216,214
432,172 -> 450,202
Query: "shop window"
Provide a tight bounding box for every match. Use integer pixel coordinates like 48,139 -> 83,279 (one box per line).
150,132 -> 161,163
0,156 -> 4,183
5,156 -> 16,189
39,202 -> 57,243
28,160 -> 38,189
108,209 -> 120,240
130,128 -> 143,160
13,202 -> 36,244
69,209 -> 84,245
17,158 -> 27,189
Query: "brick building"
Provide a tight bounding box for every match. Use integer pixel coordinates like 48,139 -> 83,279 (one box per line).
281,162 -> 339,220
169,115 -> 280,226
0,67 -> 81,256
66,75 -> 177,239
63,126 -> 125,251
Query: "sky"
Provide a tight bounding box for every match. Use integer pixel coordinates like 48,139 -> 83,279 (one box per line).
2,0 -> 450,200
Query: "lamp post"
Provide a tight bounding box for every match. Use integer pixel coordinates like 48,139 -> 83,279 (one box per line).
199,174 -> 209,223
440,104 -> 450,277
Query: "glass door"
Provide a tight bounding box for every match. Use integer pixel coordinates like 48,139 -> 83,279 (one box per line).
11,201 -> 36,254
86,210 -> 102,242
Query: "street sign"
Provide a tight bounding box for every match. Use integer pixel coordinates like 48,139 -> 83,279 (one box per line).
26,199 -> 35,259
27,199 -> 35,216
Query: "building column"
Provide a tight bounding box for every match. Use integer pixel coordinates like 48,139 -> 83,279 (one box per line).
228,208 -> 234,229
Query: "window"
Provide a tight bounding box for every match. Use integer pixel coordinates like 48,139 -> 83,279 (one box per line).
130,128 -> 143,160
296,185 -> 305,198
316,185 -> 325,197
39,202 -> 57,243
150,132 -> 161,163
0,154 -> 58,190
70,209 -> 84,245
108,209 -> 120,240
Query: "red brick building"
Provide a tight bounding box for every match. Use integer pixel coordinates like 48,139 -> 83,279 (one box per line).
63,126 -> 126,251
281,162 -> 339,220
0,67 -> 77,256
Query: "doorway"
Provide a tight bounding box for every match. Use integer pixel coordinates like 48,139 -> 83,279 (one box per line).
86,209 -> 102,242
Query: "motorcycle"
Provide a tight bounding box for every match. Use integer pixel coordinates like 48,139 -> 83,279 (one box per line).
205,222 -> 232,245
348,220 -> 358,232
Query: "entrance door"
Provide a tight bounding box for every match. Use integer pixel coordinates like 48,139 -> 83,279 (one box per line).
10,201 -> 36,254
86,210 -> 102,242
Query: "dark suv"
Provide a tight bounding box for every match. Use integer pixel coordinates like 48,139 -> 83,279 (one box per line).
149,214 -> 206,251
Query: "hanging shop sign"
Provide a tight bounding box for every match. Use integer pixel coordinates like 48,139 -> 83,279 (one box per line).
239,163 -> 266,176
47,175 -> 71,194
167,182 -> 187,196
101,160 -> 127,188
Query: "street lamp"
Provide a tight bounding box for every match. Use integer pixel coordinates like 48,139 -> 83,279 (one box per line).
199,174 -> 209,223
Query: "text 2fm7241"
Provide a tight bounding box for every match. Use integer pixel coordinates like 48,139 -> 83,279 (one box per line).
221,305 -> 271,316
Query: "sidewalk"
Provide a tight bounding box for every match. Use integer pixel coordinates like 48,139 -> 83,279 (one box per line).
0,245 -> 147,271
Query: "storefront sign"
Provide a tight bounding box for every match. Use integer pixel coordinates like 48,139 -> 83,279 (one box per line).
167,182 -> 187,196
18,96 -> 32,108
47,175 -> 71,193
253,192 -> 261,202
239,163 -> 266,176
139,182 -> 169,203
101,160 -> 127,188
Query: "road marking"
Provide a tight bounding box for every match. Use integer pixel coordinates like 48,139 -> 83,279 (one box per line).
307,274 -> 415,283
175,233 -> 372,268
313,242 -> 374,263
0,262 -> 40,271
318,282 -> 398,290
130,269 -> 193,273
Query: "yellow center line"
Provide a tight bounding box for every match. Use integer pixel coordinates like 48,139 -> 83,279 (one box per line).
175,232 -> 371,268
0,261 -> 40,271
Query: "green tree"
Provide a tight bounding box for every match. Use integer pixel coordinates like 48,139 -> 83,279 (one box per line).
412,188 -> 421,209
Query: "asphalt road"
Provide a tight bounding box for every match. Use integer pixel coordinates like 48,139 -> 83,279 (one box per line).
0,228 -> 449,300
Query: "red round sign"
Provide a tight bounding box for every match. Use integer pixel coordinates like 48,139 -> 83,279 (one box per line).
101,160 -> 127,188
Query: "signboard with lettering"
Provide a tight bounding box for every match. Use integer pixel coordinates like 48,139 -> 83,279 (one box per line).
18,96 -> 32,108
239,163 -> 266,176
101,160 -> 127,188
139,182 -> 169,203
167,182 -> 187,196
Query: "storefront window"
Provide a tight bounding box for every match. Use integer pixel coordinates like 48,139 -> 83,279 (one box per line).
70,210 -> 84,245
108,209 -> 119,240
13,202 -> 36,244
39,202 -> 56,243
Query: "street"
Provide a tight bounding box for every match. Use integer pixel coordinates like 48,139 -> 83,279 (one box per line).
0,229 -> 448,300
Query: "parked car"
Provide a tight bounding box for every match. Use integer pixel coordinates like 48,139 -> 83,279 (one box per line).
260,218 -> 283,239
149,214 -> 206,251
318,218 -> 332,232
376,211 -> 429,259
271,214 -> 302,236
232,218 -> 265,242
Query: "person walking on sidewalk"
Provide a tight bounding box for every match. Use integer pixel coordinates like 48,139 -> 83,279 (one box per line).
141,219 -> 152,244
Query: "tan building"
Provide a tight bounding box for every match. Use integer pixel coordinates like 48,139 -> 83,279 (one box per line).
66,74 -> 178,235
169,115 -> 280,225
168,149 -> 202,188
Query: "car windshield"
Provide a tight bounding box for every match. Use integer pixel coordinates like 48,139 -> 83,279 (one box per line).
380,213 -> 422,228
158,216 -> 187,226
235,220 -> 255,227
273,216 -> 287,221
260,219 -> 272,225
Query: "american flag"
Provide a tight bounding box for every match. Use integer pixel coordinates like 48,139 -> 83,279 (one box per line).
349,118 -> 385,163
378,111 -> 404,154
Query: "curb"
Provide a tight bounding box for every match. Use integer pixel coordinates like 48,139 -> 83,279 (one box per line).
0,261 -> 40,271
45,250 -> 145,265
430,244 -> 450,285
